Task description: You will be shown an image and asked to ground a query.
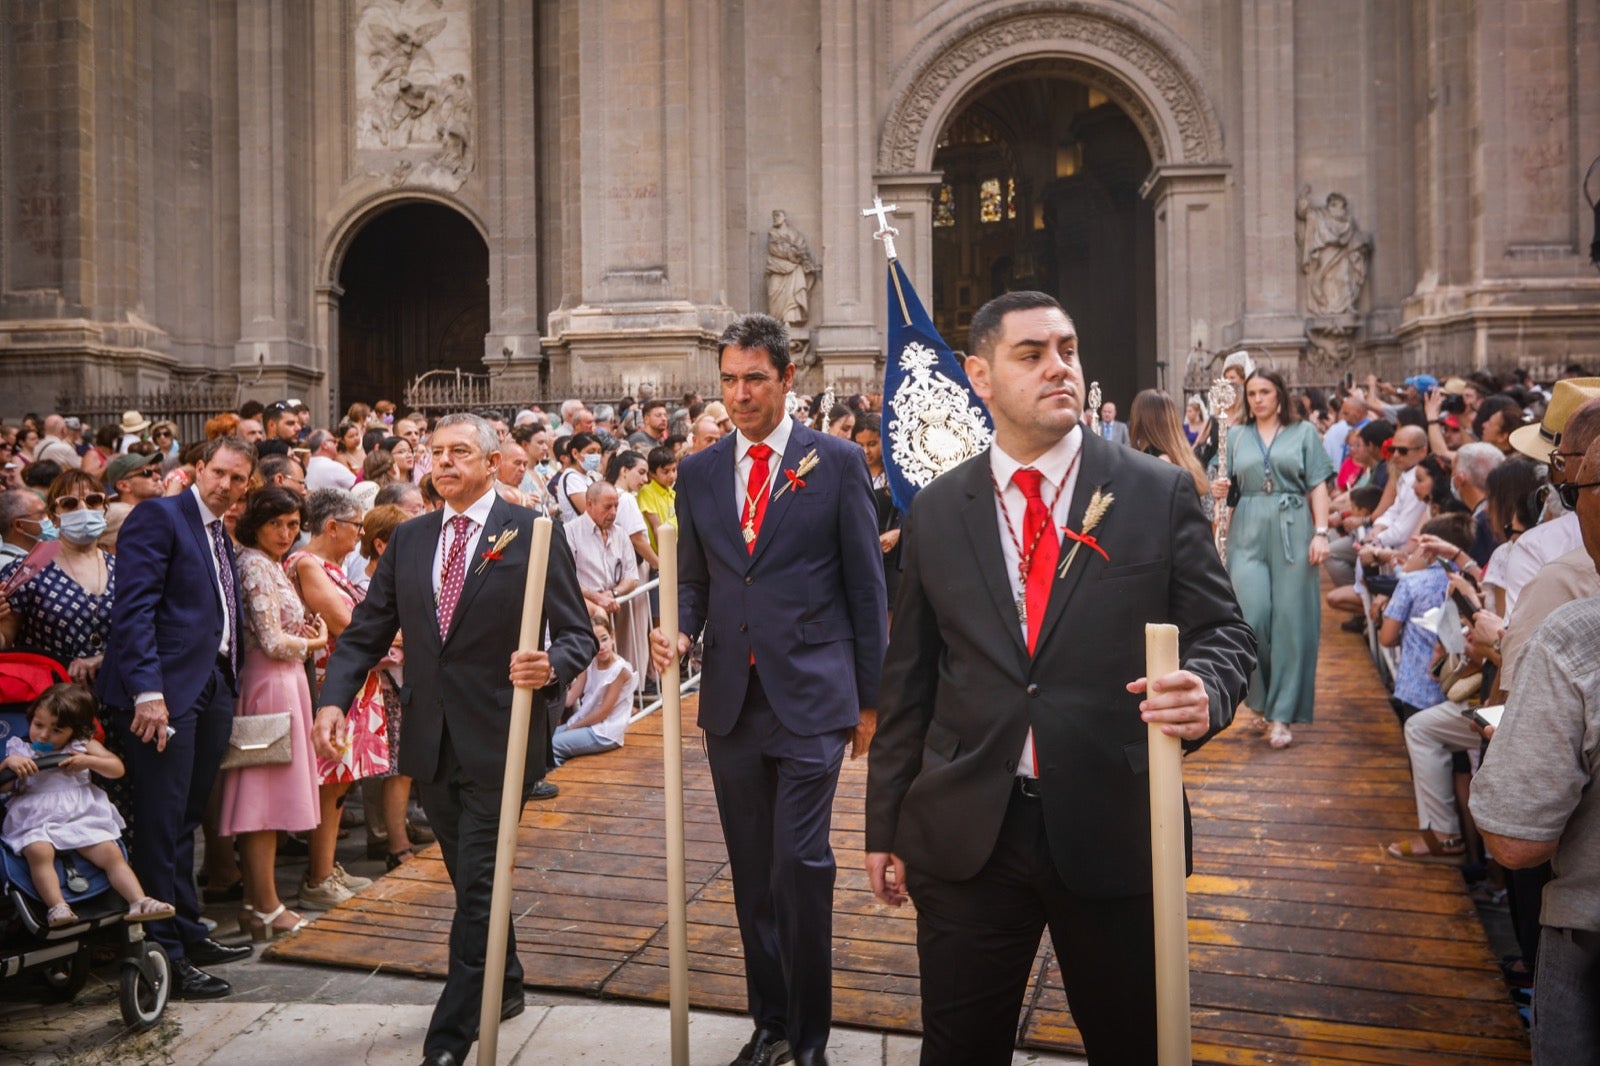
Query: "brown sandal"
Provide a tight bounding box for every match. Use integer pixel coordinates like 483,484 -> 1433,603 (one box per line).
1384,828 -> 1465,865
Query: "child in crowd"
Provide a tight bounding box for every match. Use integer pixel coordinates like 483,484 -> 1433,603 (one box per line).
636,445 -> 678,558
1378,514 -> 1475,723
1,683 -> 174,927
552,607 -> 637,767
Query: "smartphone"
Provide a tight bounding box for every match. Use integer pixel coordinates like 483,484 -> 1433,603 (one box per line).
1470,704 -> 1504,731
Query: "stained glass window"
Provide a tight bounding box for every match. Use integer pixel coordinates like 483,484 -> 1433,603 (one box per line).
1006,178 -> 1017,220
933,184 -> 955,228
980,178 -> 1002,223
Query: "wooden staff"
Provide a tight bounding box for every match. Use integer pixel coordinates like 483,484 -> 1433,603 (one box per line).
1145,623 -> 1192,1066
478,517 -> 553,1066
1207,378 -> 1235,563
658,524 -> 691,1065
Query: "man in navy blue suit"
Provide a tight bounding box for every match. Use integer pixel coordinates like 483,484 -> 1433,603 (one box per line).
99,435 -> 257,999
652,314 -> 887,1066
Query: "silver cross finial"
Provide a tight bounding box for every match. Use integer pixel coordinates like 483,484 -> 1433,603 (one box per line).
862,196 -> 900,261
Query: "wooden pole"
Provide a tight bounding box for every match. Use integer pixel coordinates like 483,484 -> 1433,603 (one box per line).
477,517 -> 553,1066
657,524 -> 691,1065
1145,623 -> 1192,1066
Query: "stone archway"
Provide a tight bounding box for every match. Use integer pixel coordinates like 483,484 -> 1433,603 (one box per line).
875,1 -> 1230,393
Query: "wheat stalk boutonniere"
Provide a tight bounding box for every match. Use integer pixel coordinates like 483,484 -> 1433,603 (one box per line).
1058,485 -> 1114,578
771,448 -> 821,501
475,527 -> 520,575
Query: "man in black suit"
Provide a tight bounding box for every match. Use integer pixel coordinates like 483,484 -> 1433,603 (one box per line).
652,314 -> 886,1066
865,291 -> 1254,1066
314,413 -> 596,1066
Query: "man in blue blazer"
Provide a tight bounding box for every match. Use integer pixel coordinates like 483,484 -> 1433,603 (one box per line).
652,314 -> 887,1066
99,436 -> 257,998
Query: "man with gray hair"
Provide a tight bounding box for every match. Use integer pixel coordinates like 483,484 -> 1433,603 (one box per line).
0,488 -> 50,565
305,427 -> 356,491
315,411 -> 595,1066
36,413 -> 82,469
1449,441 -> 1504,566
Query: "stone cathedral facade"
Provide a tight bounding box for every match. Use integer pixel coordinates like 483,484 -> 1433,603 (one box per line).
2,1 -> 1597,419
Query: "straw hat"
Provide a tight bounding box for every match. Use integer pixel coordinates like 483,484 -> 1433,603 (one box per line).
1508,377 -> 1600,463
1439,377 -> 1469,396
119,409 -> 151,435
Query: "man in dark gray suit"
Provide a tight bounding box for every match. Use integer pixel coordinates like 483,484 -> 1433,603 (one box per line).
865,292 -> 1254,1066
314,413 -> 595,1066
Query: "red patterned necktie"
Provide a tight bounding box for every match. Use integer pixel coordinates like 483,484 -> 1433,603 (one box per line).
1012,468 -> 1060,655
742,443 -> 774,555
436,514 -> 474,638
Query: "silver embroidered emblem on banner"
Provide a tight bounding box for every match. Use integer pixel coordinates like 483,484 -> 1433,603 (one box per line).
888,342 -> 992,487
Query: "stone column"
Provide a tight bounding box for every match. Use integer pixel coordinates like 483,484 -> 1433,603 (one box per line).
811,0 -> 881,387
232,0 -> 319,400
1142,165 -> 1231,386
482,0 -> 544,395
541,0 -> 732,393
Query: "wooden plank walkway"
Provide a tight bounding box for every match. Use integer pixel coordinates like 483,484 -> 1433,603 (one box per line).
269,603 -> 1529,1063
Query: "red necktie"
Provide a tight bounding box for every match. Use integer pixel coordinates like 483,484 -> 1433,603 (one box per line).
742,443 -> 774,555
436,514 -> 474,638
1012,468 -> 1060,655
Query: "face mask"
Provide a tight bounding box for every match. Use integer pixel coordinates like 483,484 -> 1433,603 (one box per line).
18,517 -> 58,544
58,509 -> 107,545
382,414 -> 394,425
31,740 -> 57,755
581,453 -> 602,473
1449,478 -> 1463,503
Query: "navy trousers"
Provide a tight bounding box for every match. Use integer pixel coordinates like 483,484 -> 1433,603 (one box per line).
705,670 -> 848,1055
115,659 -> 234,961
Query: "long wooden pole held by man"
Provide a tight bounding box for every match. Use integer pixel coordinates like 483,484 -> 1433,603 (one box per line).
656,524 -> 690,1065
478,516 -> 554,1066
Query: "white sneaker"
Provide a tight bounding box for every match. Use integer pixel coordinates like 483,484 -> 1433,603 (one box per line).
298,872 -> 354,910
330,862 -> 372,892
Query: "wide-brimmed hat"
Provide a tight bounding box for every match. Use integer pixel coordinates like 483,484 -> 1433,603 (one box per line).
702,401 -> 730,424
1439,376 -> 1469,396
104,450 -> 161,489
1509,378 -> 1600,462
119,409 -> 151,435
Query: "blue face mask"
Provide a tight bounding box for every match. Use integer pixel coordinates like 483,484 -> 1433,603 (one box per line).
20,517 -> 58,543
58,509 -> 107,546
581,453 -> 602,473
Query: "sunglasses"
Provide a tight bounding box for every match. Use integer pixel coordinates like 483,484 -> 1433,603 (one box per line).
55,493 -> 107,512
1555,481 -> 1600,511
126,467 -> 161,479
153,429 -> 173,438
1389,445 -> 1417,457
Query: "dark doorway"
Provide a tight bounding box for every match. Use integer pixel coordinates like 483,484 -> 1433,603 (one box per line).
931,77 -> 1156,414
337,203 -> 489,408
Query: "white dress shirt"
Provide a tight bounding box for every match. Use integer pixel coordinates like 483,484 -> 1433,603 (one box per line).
564,513 -> 633,595
306,453 -> 357,492
989,426 -> 1084,778
733,416 -> 796,521
430,485 -> 497,598
1372,467 -> 1426,549
1502,510 -> 1583,619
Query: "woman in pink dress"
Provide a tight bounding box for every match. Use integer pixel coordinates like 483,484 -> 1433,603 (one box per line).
287,488 -> 388,908
217,486 -> 327,939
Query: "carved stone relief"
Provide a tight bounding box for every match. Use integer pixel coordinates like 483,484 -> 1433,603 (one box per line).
1297,185 -> 1373,368
764,210 -> 821,366
877,3 -> 1224,174
355,0 -> 474,192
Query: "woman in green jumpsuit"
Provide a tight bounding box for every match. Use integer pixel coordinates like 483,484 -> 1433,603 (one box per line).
1219,370 -> 1334,748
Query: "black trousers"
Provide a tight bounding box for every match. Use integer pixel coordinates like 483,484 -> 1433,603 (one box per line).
704,670 -> 848,1055
907,786 -> 1158,1066
415,731 -> 524,1060
115,659 -> 234,961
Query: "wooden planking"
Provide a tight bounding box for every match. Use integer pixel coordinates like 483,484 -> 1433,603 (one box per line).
268,593 -> 1528,1063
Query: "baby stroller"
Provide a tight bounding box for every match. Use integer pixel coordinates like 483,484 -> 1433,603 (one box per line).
0,651 -> 171,1031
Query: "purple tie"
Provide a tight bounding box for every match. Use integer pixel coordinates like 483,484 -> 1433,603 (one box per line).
207,520 -> 238,674
437,514 -> 474,638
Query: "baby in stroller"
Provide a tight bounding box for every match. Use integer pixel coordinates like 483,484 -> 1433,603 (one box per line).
1,683 -> 173,928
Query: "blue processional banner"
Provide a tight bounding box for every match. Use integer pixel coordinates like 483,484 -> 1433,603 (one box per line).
880,258 -> 993,515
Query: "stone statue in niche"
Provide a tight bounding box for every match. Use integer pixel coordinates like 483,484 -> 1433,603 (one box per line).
1296,186 -> 1372,317
1297,186 -> 1373,368
357,0 -> 474,192
764,210 -> 821,366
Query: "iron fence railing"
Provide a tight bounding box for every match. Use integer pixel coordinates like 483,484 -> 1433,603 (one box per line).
56,383 -> 241,449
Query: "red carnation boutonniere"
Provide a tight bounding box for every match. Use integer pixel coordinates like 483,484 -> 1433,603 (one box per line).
1058,486 -> 1114,577
772,449 -> 821,501
475,528 -> 520,575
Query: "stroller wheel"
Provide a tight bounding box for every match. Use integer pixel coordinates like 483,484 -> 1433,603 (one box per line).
41,945 -> 91,1001
119,941 -> 171,1031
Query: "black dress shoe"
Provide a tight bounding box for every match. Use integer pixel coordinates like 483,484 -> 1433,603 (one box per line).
171,958 -> 232,1000
501,994 -> 526,1021
418,1052 -> 461,1066
185,937 -> 253,966
525,779 -> 559,801
731,1027 -> 792,1066
791,1051 -> 828,1066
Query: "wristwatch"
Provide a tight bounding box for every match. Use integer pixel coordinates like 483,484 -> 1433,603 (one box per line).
1314,526 -> 1329,537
